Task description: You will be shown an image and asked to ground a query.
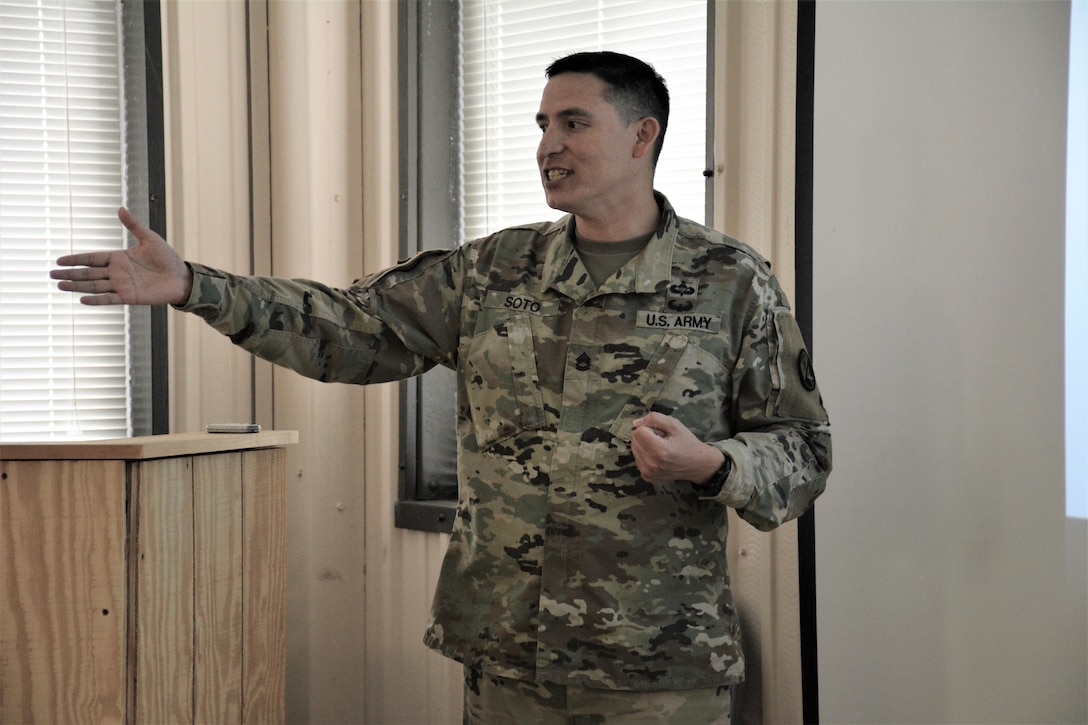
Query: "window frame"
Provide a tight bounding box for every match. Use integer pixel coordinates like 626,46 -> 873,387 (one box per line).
395,0 -> 461,533
122,0 -> 169,436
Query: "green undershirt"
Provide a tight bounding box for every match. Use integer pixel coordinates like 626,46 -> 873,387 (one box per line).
573,231 -> 654,287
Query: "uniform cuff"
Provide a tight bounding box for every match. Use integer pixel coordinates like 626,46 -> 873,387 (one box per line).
174,262 -> 226,313
706,441 -> 755,509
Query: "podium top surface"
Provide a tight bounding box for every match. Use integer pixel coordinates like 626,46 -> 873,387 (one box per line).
0,430 -> 299,461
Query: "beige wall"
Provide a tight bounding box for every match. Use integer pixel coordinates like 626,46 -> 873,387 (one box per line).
355,3 -> 464,723
713,2 -> 806,722
162,0 -> 255,432
161,1 -> 801,722
813,1 -> 1087,721
164,2 -> 461,722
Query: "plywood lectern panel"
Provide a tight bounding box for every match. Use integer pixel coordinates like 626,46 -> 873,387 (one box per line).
193,451 -> 244,723
240,448 -> 288,725
132,456 -> 196,724
0,432 -> 295,725
0,460 -> 128,724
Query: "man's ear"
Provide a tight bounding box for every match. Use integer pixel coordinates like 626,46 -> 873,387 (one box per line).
631,116 -> 661,160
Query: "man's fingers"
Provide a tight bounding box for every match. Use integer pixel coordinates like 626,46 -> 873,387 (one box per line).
79,293 -> 123,306
57,277 -> 113,293
633,412 -> 676,438
118,206 -> 151,239
118,205 -> 137,227
53,250 -> 113,269
51,265 -> 110,282
53,276 -> 124,304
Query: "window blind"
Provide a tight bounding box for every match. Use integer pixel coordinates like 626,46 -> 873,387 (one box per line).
0,0 -> 128,441
461,0 -> 707,241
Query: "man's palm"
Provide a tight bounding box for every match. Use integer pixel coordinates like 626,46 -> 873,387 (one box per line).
51,207 -> 192,306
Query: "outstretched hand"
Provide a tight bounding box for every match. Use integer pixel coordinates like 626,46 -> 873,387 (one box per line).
50,207 -> 192,306
630,412 -> 725,486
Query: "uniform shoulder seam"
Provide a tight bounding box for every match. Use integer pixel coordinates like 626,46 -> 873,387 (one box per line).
675,219 -> 771,272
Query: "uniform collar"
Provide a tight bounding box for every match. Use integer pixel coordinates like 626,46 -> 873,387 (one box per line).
543,191 -> 677,302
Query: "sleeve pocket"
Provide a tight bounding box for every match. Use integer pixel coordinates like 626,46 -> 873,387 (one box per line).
768,308 -> 828,423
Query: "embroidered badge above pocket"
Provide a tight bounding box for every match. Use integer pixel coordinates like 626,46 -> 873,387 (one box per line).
483,290 -> 561,316
636,310 -> 722,333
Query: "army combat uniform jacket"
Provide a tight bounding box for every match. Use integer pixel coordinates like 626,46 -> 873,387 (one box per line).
180,194 -> 832,692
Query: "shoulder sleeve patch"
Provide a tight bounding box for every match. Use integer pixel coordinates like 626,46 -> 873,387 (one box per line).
768,308 -> 828,423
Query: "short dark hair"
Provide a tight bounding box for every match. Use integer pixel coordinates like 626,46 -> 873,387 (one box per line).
545,51 -> 670,165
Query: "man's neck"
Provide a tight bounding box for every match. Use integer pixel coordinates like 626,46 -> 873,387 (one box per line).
574,192 -> 661,242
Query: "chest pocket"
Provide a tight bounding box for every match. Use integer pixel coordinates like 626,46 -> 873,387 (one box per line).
609,331 -> 730,443
460,316 -> 545,449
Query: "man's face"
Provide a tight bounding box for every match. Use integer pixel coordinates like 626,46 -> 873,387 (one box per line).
535,73 -> 647,224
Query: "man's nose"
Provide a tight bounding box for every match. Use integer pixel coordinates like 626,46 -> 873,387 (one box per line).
538,127 -> 563,158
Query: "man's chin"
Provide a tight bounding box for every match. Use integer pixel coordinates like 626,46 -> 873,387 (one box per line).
542,191 -> 574,214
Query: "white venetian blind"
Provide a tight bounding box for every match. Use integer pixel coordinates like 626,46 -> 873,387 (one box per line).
461,0 -> 707,241
0,0 -> 128,441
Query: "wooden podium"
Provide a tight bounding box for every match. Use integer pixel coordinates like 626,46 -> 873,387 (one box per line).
0,431 -> 298,725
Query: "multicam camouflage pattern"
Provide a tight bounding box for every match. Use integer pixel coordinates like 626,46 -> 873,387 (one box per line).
181,194 -> 832,691
464,664 -> 732,723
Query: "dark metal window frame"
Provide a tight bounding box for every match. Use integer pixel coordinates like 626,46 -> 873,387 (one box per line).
394,0 -> 461,533
122,0 -> 169,436
796,3 -> 819,719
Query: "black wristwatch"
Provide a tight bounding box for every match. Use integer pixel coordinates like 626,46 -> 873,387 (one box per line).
704,453 -> 732,494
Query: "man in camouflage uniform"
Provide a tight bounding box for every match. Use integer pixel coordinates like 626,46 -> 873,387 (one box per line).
54,51 -> 830,723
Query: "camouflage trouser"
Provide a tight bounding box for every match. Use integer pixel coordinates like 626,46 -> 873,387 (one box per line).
463,666 -> 732,725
